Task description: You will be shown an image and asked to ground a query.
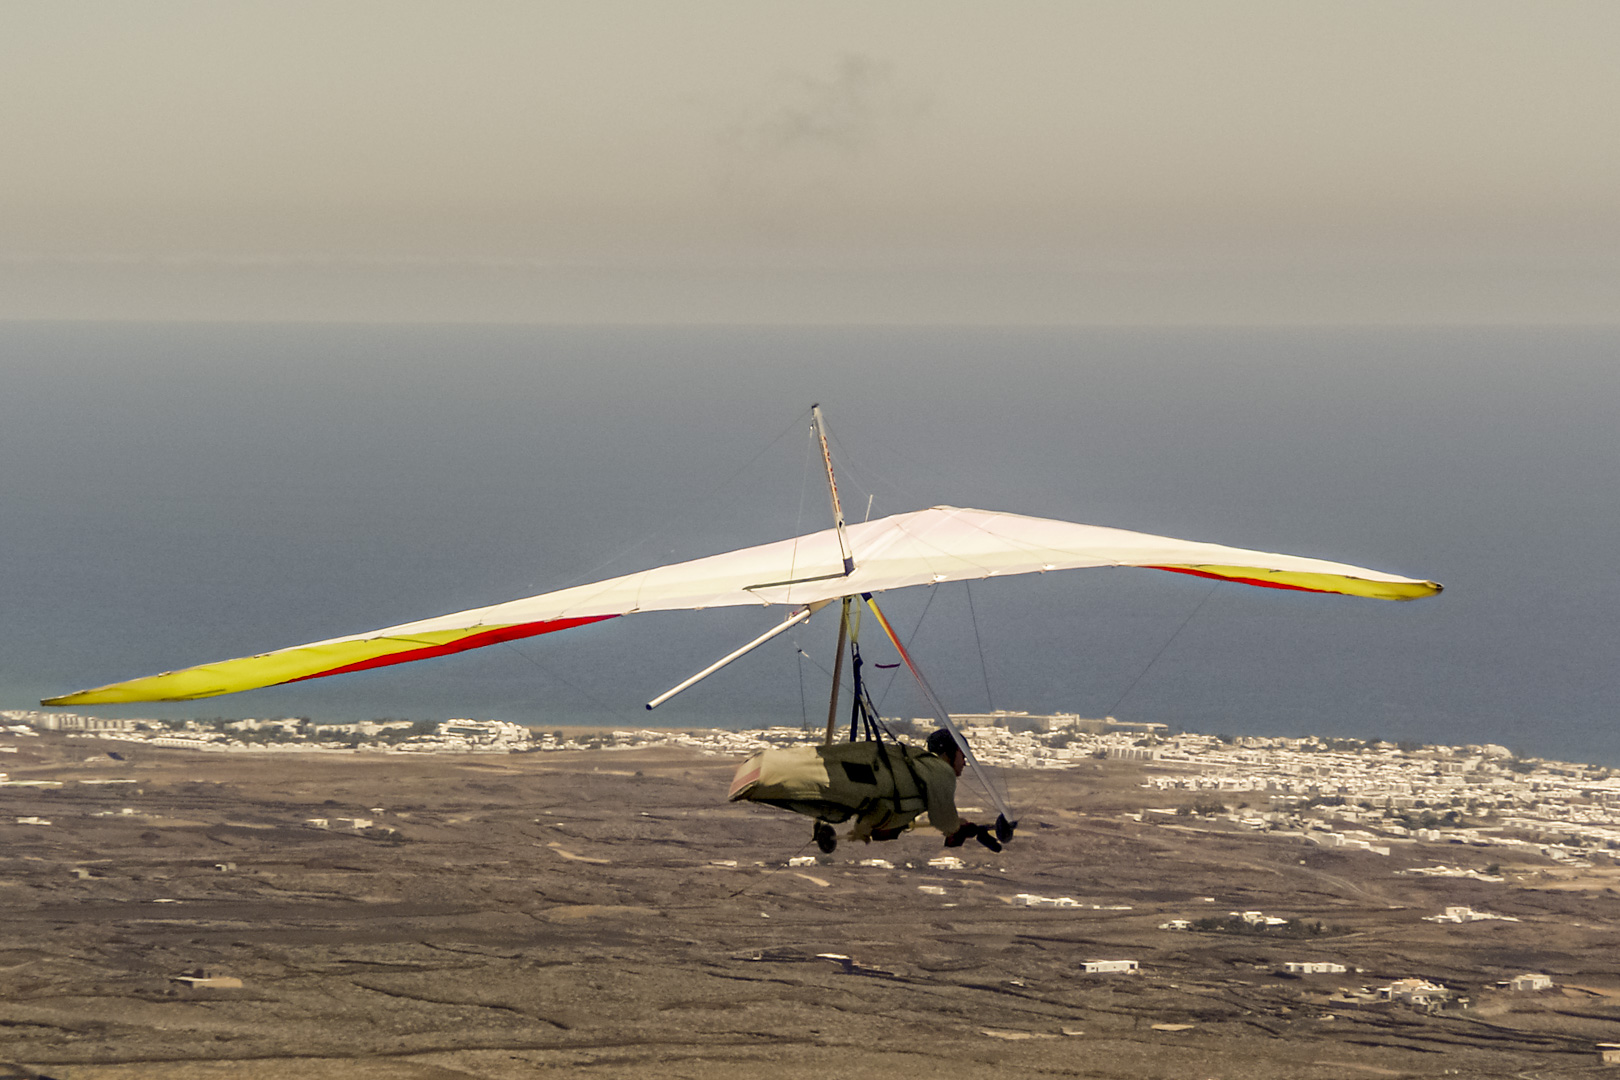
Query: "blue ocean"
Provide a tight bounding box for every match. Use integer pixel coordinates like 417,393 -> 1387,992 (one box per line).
3,324 -> 1616,761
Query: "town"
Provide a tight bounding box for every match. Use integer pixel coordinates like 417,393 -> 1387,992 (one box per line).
7,706 -> 1615,868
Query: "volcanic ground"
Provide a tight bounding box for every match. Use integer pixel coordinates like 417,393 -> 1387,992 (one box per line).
5,733 -> 1620,1079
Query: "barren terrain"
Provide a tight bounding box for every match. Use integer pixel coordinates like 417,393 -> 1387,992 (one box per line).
4,734 -> 1619,1078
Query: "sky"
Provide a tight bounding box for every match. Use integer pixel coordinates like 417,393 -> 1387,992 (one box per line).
6,322 -> 1619,762
2,1 -> 1617,325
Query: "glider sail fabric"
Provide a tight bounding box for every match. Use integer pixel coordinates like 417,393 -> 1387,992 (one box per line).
45,505 -> 1440,705
45,616 -> 620,706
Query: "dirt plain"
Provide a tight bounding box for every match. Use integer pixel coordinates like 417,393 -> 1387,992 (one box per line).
4,734 -> 1620,1079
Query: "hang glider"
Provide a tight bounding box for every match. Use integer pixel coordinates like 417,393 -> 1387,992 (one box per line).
44,504 -> 1440,707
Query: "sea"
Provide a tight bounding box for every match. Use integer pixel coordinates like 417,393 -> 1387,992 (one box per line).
3,323 -> 1616,762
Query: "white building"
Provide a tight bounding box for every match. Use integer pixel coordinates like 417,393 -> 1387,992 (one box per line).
227,718 -> 303,733
437,718 -> 531,747
1510,973 -> 1553,991
1283,961 -> 1348,974
1082,960 -> 1139,974
26,713 -> 135,732
1012,893 -> 1081,908
1426,906 -> 1520,924
1379,978 -> 1453,1006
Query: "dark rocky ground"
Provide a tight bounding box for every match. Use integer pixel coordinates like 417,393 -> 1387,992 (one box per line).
4,733 -> 1620,1078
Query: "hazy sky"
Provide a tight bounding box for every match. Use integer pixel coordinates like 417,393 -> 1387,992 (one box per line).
3,2 -> 1617,324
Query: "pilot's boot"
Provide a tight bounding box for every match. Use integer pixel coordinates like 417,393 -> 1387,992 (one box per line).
813,821 -> 837,854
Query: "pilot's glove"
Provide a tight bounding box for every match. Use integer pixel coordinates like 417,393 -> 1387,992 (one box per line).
944,822 -> 978,848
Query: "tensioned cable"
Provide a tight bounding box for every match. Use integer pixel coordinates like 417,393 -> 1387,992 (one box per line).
784,414 -> 817,601
792,644 -> 834,681
964,580 -> 995,711
545,409 -> 812,592
953,580 -> 1017,814
792,423 -> 817,734
795,643 -> 811,734
499,640 -> 621,716
871,583 -> 940,713
791,638 -> 851,731
822,412 -> 954,512
502,410 -> 813,710
864,580 -> 1021,818
1104,579 -> 1221,717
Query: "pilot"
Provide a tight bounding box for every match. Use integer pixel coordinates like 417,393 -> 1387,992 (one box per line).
923,728 -> 1004,851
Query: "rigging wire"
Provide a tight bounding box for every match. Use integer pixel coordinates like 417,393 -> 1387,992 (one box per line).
821,410 -> 953,513
819,412 -> 920,526
792,422 -> 817,736
964,580 -> 995,711
1104,579 -> 1222,717
545,408 -> 812,592
792,644 -> 834,681
860,584 -> 1017,831
785,414 -> 817,600
871,584 -> 940,713
795,645 -> 810,734
498,640 -> 621,717
862,589 -> 1014,823
504,409 -> 810,716
792,637 -> 846,730
961,579 -> 1016,815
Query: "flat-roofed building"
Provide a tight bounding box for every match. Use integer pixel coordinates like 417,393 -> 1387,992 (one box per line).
1082,960 -> 1138,974
28,714 -> 135,732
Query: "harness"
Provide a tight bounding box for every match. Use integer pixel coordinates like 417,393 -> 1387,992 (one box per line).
845,640 -> 931,835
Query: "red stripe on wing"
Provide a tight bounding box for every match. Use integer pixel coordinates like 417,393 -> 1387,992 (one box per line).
286,614 -> 621,684
1147,566 -> 1337,594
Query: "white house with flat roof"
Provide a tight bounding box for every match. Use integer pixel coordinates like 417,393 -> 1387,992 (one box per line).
1083,960 -> 1138,974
